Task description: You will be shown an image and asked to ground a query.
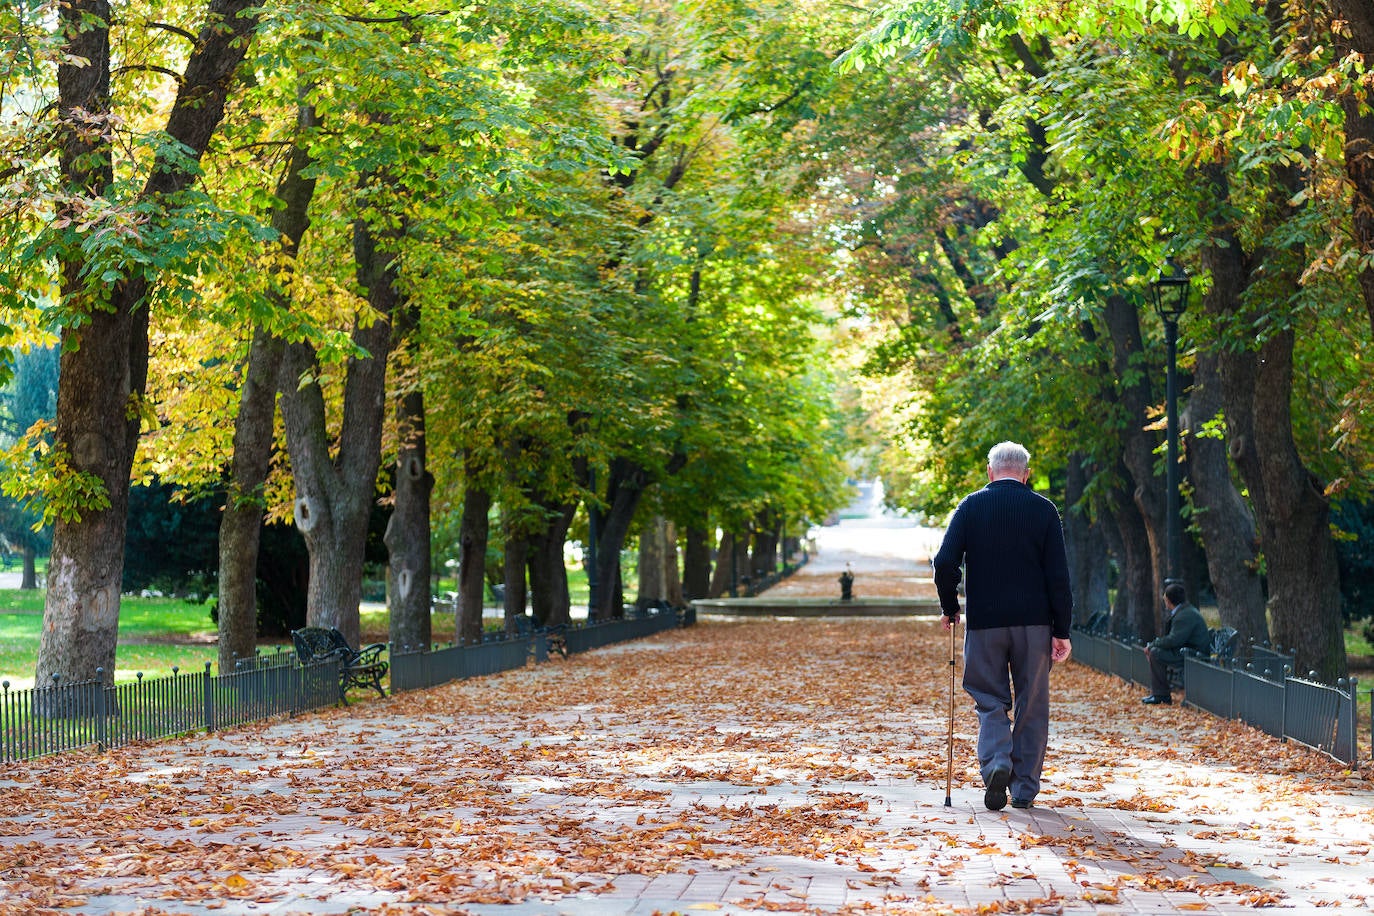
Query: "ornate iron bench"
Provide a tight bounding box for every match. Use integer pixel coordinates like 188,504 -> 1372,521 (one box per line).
290,627 -> 388,703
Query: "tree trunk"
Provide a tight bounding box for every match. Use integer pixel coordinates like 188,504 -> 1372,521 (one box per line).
1063,453 -> 1109,626
750,510 -> 778,579
1101,476 -> 1157,641
385,388 -> 433,654
636,515 -> 668,608
217,101 -> 316,673
1223,330 -> 1345,679
1182,352 -> 1268,646
278,214 -> 399,649
1100,294 -> 1167,598
527,500 -> 575,628
683,525 -> 712,600
707,530 -> 734,598
591,457 -> 648,620
40,0 -> 260,687
20,546 -> 37,591
217,329 -> 285,673
663,520 -> 683,607
1333,0 -> 1374,337
503,518 -> 529,632
1198,161 -> 1346,680
457,483 -> 491,645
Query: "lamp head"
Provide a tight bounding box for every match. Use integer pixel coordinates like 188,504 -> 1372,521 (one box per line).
1151,257 -> 1190,320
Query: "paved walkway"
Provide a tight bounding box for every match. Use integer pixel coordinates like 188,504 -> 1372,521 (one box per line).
2,519 -> 1372,915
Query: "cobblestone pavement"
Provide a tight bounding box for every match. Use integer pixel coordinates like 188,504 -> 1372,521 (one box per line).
2,520 -> 1371,915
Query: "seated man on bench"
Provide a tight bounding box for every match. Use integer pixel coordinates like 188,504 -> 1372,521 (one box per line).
1142,583 -> 1210,706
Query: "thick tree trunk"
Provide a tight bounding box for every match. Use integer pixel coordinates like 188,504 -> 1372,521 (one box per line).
502,520 -> 529,631
635,515 -> 668,609
527,500 -> 575,628
457,483 -> 491,645
1101,476 -> 1157,641
592,457 -> 648,620
279,215 -> 398,649
1063,453 -> 1109,626
707,530 -> 734,598
21,547 -> 38,591
385,389 -> 433,653
1223,331 -> 1345,679
1197,159 -> 1345,679
1182,352 -> 1268,646
750,510 -> 778,580
663,520 -> 683,607
217,105 -> 316,673
217,329 -> 285,672
40,0 -> 260,687
1101,295 -> 1168,598
683,526 -> 712,600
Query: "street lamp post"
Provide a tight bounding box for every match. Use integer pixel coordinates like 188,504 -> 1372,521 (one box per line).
1151,258 -> 1190,587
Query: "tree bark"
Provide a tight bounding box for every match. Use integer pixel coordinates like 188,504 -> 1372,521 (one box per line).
1224,330 -> 1345,678
527,500 -> 575,628
278,214 -> 399,649
1198,161 -> 1346,680
1100,295 -> 1167,599
750,510 -> 778,579
1101,475 -> 1157,641
502,516 -> 529,632
591,457 -> 649,620
40,0 -> 260,687
216,329 -> 285,672
683,525 -> 712,600
1063,453 -> 1109,626
663,519 -> 683,607
216,101 -> 316,674
1332,0 -> 1374,337
707,530 -> 734,598
457,482 -> 491,645
635,515 -> 668,609
385,388 -> 433,654
1182,352 -> 1268,646
21,546 -> 38,591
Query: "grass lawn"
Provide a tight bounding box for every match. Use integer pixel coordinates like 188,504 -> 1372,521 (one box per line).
1,589 -> 219,689
1,564 -> 600,688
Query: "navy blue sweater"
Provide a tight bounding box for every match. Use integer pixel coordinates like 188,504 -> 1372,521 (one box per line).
932,478 -> 1073,638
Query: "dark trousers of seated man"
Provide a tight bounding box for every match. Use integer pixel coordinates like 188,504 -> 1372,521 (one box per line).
1147,647 -> 1185,699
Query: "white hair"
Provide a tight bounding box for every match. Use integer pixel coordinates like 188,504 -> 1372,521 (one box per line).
987,441 -> 1030,474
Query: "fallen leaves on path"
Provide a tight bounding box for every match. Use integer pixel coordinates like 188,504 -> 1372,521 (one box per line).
1,617 -> 1370,915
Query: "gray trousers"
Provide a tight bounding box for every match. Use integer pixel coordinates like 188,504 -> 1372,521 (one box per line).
963,625 -> 1053,802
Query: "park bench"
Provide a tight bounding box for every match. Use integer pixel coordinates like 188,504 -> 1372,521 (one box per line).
290,627 -> 388,703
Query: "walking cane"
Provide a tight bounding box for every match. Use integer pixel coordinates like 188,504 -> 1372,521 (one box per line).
944,616 -> 956,807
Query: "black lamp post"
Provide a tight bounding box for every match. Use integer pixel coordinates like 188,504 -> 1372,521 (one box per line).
1151,258 -> 1190,586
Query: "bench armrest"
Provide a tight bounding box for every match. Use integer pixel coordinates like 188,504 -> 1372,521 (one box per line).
354,643 -> 386,666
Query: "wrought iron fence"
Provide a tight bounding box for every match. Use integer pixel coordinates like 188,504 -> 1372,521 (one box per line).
390,608 -> 685,693
1072,628 -> 1361,766
1,661 -> 342,763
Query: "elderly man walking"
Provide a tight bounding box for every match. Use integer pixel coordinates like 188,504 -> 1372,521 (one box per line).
933,441 -> 1073,811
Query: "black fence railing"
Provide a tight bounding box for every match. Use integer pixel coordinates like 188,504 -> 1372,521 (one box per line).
4,606 -> 691,764
390,607 -> 684,693
1,661 -> 342,763
1072,628 -> 1361,766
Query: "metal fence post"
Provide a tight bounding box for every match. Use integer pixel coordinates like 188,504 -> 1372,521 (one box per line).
203,661 -> 215,734
95,667 -> 108,751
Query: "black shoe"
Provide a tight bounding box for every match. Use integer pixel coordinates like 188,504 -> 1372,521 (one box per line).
984,766 -> 1010,811
1141,694 -> 1172,705
1010,797 -> 1033,809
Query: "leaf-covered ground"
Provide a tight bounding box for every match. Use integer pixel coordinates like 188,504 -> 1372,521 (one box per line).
1,614 -> 1370,915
